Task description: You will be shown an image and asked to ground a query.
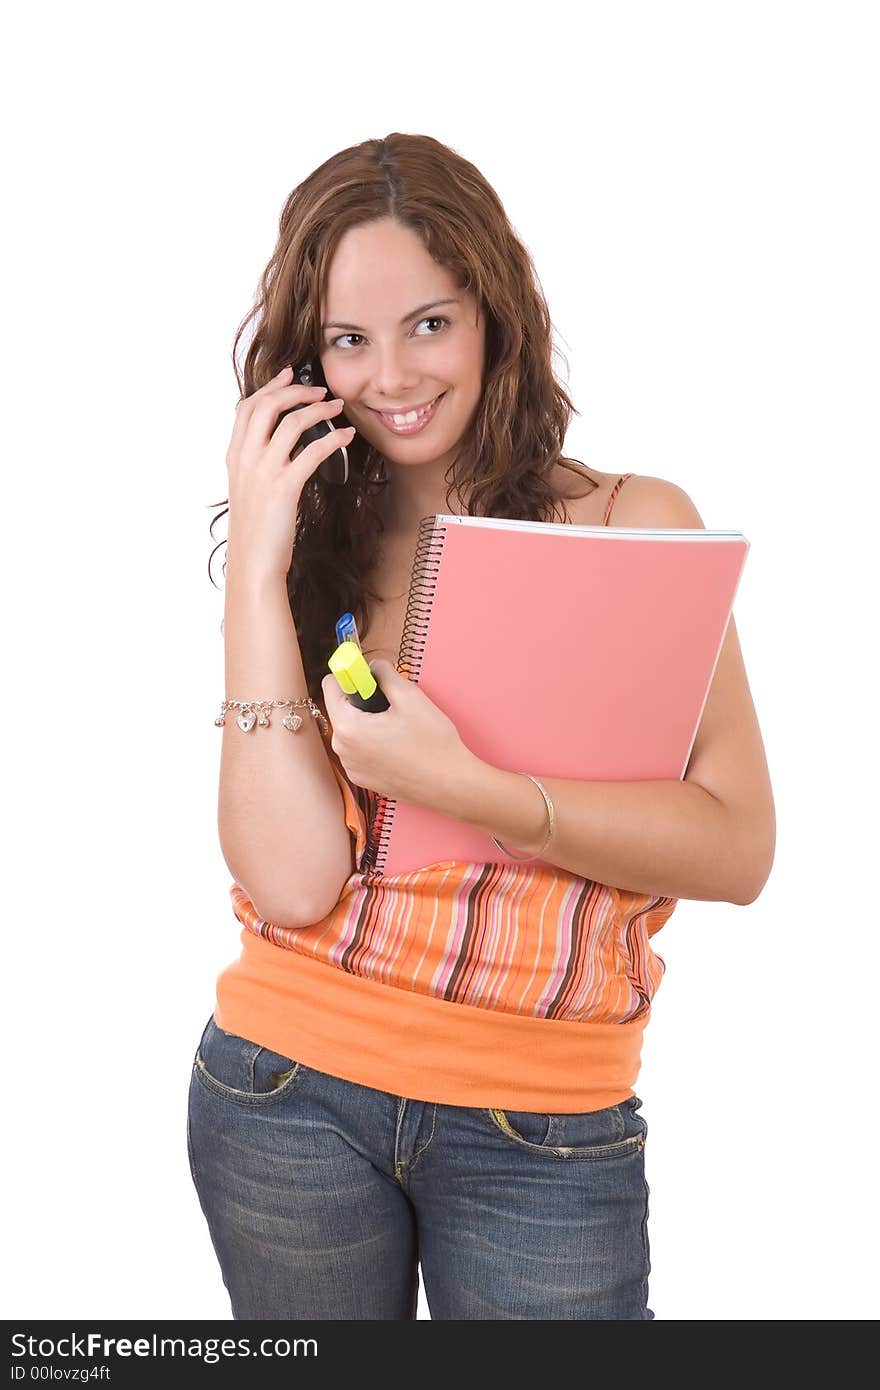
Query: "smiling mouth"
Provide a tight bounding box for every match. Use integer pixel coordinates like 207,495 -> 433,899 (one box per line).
370,392 -> 447,432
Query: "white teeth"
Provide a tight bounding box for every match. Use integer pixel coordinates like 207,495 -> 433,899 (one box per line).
382,395 -> 440,425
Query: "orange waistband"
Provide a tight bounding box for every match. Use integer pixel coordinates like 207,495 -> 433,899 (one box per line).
214,928 -> 649,1114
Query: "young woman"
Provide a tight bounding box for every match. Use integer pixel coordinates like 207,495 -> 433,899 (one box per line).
188,132 -> 776,1320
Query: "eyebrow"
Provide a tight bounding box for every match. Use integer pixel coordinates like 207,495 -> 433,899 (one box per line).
321,298 -> 461,332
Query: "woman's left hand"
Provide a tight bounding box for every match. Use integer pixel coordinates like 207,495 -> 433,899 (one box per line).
321,655 -> 473,809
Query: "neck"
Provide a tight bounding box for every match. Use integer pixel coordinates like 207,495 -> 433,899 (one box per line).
377,452 -> 468,537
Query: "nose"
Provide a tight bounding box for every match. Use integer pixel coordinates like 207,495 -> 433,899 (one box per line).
369,342 -> 422,402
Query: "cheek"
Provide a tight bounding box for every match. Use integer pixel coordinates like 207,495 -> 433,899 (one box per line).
438,346 -> 481,391
318,350 -> 357,382
324,370 -> 368,412
318,354 -> 343,391
448,330 -> 484,380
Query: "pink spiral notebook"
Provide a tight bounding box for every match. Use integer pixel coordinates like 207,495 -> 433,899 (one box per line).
361,513 -> 749,880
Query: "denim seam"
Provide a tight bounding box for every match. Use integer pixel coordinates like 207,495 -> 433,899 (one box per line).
640,1166 -> 652,1316
404,1103 -> 438,1174
186,1079 -> 199,1188
394,1098 -> 408,1183
394,1100 -> 438,1183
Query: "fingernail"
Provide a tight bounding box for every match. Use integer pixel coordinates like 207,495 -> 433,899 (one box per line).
278,365 -> 292,377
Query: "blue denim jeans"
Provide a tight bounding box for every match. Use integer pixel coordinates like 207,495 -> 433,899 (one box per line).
187,1013 -> 654,1320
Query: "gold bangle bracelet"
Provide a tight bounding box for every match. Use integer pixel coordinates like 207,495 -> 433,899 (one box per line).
491,775 -> 555,863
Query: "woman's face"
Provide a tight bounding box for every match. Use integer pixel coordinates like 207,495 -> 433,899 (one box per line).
318,217 -> 486,467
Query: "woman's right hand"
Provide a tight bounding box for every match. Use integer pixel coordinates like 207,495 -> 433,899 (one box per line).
225,364 -> 354,582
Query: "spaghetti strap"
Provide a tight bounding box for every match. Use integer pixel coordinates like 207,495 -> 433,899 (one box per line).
602,472 -> 635,526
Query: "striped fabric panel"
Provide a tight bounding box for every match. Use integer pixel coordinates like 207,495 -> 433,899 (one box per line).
229,850 -> 676,1025
227,472 -> 678,1029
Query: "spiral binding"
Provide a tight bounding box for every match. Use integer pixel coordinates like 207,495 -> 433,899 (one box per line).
360,515 -> 448,882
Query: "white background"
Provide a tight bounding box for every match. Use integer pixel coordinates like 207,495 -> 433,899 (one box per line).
4,0 -> 877,1322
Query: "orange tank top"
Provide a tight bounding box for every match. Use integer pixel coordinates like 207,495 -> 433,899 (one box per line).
214,473 -> 678,1112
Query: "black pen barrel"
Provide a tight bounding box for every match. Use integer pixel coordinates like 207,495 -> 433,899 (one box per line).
348,685 -> 390,713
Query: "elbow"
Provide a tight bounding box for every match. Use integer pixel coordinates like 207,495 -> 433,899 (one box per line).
301,888 -> 347,928
735,880 -> 764,908
256,877 -> 349,932
256,895 -> 335,933
734,838 -> 777,907
222,872 -> 324,935
224,849 -> 352,933
720,797 -> 776,906
740,866 -> 774,907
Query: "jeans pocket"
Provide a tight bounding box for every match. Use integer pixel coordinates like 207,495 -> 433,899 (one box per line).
486,1095 -> 647,1160
191,1013 -> 306,1107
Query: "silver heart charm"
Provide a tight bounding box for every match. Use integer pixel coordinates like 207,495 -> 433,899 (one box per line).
282,712 -> 303,732
236,710 -> 256,732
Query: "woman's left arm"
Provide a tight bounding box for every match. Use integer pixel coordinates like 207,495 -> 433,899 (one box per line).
442,476 -> 777,906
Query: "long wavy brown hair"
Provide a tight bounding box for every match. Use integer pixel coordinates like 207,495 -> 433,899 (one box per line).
208,132 -> 598,705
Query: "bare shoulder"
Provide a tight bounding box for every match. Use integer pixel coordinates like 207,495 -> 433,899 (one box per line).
604,473 -> 706,528
553,465 -> 706,529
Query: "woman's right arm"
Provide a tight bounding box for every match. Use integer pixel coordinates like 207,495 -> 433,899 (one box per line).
217,365 -> 357,930
218,567 -> 354,930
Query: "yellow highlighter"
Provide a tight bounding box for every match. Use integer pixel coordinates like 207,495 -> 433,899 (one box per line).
328,640 -> 391,713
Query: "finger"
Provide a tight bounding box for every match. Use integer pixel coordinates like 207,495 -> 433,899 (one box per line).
248,385 -> 336,454
232,369 -> 327,454
266,397 -> 347,464
371,656 -> 403,683
229,364 -> 293,451
368,659 -> 406,707
321,672 -> 345,712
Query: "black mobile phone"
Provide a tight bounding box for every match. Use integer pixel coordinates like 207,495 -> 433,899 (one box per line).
278,358 -> 351,485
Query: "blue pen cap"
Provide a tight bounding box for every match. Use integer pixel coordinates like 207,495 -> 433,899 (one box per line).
335,612 -> 361,648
